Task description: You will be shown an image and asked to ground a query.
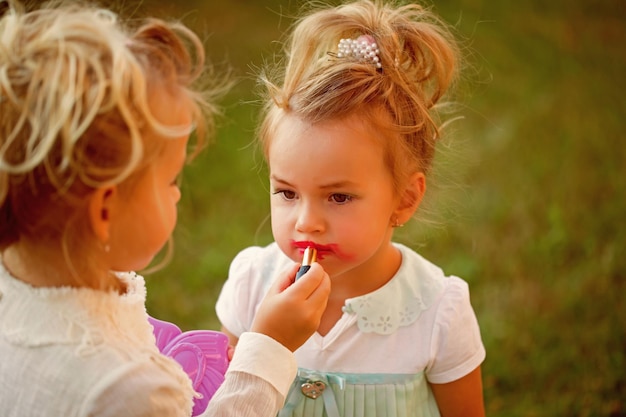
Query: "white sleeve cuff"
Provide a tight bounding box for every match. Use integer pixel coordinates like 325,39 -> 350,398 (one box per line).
228,332 -> 297,396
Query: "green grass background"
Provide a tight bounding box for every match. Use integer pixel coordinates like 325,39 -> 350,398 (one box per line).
126,0 -> 624,415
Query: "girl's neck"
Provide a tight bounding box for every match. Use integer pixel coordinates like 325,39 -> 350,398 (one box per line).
1,241 -> 123,292
331,242 -> 402,299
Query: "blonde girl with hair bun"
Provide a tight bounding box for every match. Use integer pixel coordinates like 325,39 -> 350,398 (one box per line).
217,1 -> 485,416
0,1 -> 330,416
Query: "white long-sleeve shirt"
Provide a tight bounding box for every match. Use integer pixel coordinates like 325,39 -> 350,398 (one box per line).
0,264 -> 294,417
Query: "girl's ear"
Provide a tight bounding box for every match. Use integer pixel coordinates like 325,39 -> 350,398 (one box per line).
88,186 -> 117,244
392,172 -> 426,226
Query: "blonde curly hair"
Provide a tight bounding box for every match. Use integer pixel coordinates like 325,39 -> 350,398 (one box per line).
0,1 -> 218,268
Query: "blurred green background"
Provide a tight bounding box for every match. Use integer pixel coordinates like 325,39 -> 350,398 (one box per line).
124,0 -> 624,415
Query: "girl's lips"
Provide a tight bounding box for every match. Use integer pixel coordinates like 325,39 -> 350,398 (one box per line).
293,240 -> 317,250
292,241 -> 336,260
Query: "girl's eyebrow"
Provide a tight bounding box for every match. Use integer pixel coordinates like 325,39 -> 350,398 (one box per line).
319,181 -> 359,190
269,174 -> 293,187
270,174 -> 359,190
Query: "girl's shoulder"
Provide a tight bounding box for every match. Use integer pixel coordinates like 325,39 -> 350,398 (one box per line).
342,243 -> 473,335
217,243 -> 291,335
230,242 -> 284,265
0,263 -> 151,348
228,242 -> 292,285
395,243 -> 475,315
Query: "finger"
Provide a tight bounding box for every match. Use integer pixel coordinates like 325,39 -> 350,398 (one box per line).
302,270 -> 331,306
285,263 -> 327,298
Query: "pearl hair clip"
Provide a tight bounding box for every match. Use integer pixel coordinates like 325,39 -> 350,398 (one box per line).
337,35 -> 382,69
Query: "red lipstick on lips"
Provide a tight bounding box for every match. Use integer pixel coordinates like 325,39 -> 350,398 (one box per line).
292,240 -> 345,261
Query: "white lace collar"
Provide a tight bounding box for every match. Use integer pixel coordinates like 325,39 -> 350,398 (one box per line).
0,262 -> 153,353
341,243 -> 446,335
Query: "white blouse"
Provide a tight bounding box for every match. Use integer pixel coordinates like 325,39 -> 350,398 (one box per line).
0,261 -> 296,417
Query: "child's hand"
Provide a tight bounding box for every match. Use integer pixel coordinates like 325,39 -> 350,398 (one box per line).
251,263 -> 330,352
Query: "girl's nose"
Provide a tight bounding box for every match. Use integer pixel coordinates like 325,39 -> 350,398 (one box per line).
295,203 -> 324,234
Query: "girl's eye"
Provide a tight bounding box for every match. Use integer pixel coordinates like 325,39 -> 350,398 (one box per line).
330,193 -> 352,204
273,189 -> 297,200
